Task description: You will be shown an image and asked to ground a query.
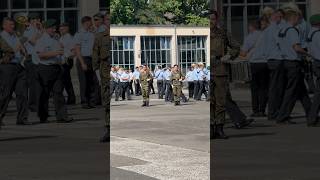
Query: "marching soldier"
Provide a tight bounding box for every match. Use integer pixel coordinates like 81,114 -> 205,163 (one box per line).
307,14 -> 320,126
74,16 -> 100,109
0,17 -> 31,127
34,19 -> 72,123
92,11 -> 110,142
23,13 -> 43,112
110,66 -> 120,101
140,65 -> 153,107
59,23 -> 76,105
210,10 -> 253,139
171,65 -> 184,106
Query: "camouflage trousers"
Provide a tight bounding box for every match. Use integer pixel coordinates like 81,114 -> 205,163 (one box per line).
172,85 -> 182,102
99,61 -> 110,126
141,82 -> 149,101
211,76 -> 228,125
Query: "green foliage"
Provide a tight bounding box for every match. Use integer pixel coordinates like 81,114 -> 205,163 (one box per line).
110,0 -> 209,25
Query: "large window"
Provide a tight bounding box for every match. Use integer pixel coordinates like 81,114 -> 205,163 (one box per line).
178,36 -> 207,74
99,0 -> 108,12
0,0 -> 79,34
141,36 -> 171,71
111,36 -> 135,70
216,0 -> 309,41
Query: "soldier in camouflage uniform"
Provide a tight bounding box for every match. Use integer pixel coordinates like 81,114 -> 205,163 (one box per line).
140,65 -> 153,107
171,64 -> 185,106
92,12 -> 110,143
210,11 -> 254,139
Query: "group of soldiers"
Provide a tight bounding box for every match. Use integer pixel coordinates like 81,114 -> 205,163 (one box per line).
210,3 -> 320,139
0,12 -> 111,142
110,62 -> 210,106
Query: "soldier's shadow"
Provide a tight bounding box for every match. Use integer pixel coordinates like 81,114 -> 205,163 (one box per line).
228,132 -> 276,138
0,135 -> 57,142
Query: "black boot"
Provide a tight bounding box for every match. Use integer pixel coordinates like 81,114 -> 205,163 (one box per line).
215,124 -> 229,139
141,101 -> 146,107
100,126 -> 110,143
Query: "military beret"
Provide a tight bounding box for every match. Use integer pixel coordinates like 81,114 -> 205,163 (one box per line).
28,13 -> 40,19
310,14 -> 320,25
43,19 -> 57,29
93,13 -> 104,19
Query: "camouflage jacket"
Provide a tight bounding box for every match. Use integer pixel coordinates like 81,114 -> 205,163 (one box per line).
0,37 -> 15,64
210,26 -> 240,76
92,30 -> 110,71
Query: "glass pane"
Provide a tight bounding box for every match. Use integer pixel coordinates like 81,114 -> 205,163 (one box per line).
125,51 -> 129,64
28,11 -> 44,20
64,0 -> 78,7
130,52 -> 134,65
0,12 -> 8,21
231,6 -> 244,42
29,0 -> 44,8
12,0 -> 26,9
99,0 -> 108,8
47,11 -> 61,25
47,0 -> 62,8
119,51 -> 124,64
0,0 -> 7,9
64,11 -> 78,35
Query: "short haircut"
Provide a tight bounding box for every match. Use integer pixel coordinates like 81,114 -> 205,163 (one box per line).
2,17 -> 14,25
81,16 -> 92,24
249,20 -> 260,30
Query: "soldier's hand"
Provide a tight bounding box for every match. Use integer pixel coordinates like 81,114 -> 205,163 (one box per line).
81,63 -> 88,71
221,54 -> 231,62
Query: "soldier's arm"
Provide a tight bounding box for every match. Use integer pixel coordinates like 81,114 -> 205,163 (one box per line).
0,38 -> 14,64
92,34 -> 101,71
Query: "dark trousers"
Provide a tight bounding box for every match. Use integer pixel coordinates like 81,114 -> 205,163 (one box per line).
0,64 -> 28,124
308,61 -> 320,124
37,64 -> 67,121
197,80 -> 208,100
193,80 -> 200,99
120,82 -> 131,100
62,58 -> 75,104
157,80 -> 164,98
76,57 -> 100,106
134,79 -> 141,95
25,61 -> 39,111
303,58 -> 316,93
165,80 -> 172,102
188,81 -> 194,98
276,61 -> 309,122
250,63 -> 269,114
110,81 -> 120,101
267,60 -> 285,120
149,79 -> 155,94
129,80 -> 134,94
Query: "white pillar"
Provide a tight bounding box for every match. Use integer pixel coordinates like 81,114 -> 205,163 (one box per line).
135,35 -> 141,67
171,27 -> 178,66
207,35 -> 210,66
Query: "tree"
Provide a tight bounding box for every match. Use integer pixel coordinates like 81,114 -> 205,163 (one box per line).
110,0 -> 209,25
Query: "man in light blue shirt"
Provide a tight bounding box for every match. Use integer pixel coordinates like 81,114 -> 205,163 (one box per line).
74,16 -> 100,108
132,66 -> 141,96
192,63 -> 200,99
196,63 -> 208,101
0,17 -> 30,126
276,10 -> 310,124
185,66 -> 194,98
307,14 -> 320,126
110,66 -> 120,101
119,68 -> 131,100
35,19 -> 72,123
163,67 -> 173,102
154,65 -> 164,99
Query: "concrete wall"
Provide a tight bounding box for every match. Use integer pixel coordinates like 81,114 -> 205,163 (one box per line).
310,0 -> 320,15
110,26 -> 210,66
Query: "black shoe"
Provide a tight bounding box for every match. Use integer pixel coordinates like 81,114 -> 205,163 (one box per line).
214,124 -> 229,139
16,120 -> 33,125
174,101 -> 178,106
235,119 -> 254,129
57,117 -> 73,123
141,101 -> 146,107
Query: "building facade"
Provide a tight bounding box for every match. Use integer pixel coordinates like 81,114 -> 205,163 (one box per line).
0,0 -> 107,34
212,0 -> 320,41
110,26 -> 210,73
